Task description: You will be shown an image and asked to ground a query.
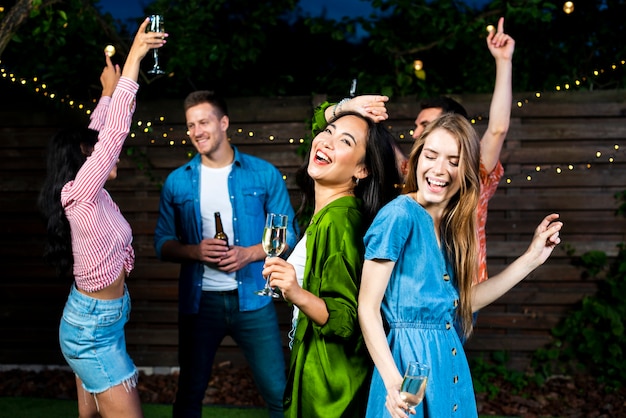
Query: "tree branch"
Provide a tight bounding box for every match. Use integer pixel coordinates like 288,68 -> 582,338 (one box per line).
0,0 -> 63,57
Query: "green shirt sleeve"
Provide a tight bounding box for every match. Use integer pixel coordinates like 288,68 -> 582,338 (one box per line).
308,203 -> 364,340
311,101 -> 334,137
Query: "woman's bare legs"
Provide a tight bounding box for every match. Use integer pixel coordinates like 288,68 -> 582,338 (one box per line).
75,375 -> 143,418
76,376 -> 99,418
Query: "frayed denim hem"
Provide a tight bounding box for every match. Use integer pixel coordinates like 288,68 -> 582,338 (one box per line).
79,370 -> 139,412
82,370 -> 139,395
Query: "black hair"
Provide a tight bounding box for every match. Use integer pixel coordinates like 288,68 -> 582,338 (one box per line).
421,96 -> 469,120
37,127 -> 98,278
183,90 -> 229,118
295,112 -> 400,228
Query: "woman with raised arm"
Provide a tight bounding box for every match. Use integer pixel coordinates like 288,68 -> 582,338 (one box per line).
38,18 -> 167,418
358,113 -> 562,418
262,109 -> 401,417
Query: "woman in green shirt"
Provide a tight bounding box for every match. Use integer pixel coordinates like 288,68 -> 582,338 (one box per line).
263,110 -> 400,417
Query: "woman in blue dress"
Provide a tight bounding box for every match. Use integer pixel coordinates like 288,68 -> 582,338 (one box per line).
358,113 -> 563,418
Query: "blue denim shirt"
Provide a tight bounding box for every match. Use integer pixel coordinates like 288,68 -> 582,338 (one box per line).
154,146 -> 298,314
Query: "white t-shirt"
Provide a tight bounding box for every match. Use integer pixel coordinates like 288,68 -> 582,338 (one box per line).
200,163 -> 237,291
286,235 -> 307,348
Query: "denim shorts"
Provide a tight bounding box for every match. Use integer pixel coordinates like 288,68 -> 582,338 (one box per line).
59,284 -> 138,394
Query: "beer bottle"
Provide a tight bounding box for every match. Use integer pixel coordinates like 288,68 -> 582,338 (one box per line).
214,212 -> 229,246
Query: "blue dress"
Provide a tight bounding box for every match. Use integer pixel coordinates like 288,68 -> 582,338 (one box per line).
363,195 -> 477,418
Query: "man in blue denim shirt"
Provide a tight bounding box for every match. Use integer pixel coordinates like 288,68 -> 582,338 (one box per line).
154,91 -> 297,418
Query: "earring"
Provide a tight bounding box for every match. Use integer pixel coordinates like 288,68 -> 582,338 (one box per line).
355,178 -> 360,185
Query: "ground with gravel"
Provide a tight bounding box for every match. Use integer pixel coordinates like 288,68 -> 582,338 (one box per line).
1,363 -> 624,417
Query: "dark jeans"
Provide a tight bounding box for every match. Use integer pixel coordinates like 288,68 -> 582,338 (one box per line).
173,290 -> 286,418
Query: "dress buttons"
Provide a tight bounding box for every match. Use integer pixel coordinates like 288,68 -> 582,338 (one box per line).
453,299 -> 459,307
452,348 -> 457,356
453,404 -> 458,412
446,322 -> 451,330
443,273 -> 450,281
453,375 -> 459,384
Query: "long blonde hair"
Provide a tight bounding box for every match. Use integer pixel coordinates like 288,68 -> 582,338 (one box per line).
404,113 -> 481,338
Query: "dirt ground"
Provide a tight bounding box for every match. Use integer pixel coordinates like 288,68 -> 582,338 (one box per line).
1,363 -> 624,417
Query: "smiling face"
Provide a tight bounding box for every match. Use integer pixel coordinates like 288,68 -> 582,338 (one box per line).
185,102 -> 230,165
307,114 -> 369,188
414,127 -> 461,211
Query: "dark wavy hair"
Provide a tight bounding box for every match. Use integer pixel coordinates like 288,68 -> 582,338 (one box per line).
421,96 -> 469,120
295,112 -> 401,229
37,127 -> 98,278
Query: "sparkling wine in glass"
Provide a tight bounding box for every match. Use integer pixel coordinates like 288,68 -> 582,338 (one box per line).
147,14 -> 165,75
255,213 -> 288,298
400,361 -> 429,414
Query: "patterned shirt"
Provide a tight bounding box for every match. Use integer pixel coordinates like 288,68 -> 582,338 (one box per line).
476,160 -> 504,284
61,77 -> 138,292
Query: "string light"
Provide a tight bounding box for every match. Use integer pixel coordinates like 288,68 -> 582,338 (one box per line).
104,45 -> 116,57
413,59 -> 426,80
2,53 -> 623,188
563,1 -> 574,14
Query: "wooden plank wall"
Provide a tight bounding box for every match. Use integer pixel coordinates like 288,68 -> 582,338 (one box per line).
1,86 -> 625,370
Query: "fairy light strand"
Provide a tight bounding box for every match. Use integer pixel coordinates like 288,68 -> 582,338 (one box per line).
2,56 -> 624,185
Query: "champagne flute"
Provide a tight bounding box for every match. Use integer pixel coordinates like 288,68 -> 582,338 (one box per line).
147,14 -> 165,75
400,361 -> 430,415
255,213 -> 288,298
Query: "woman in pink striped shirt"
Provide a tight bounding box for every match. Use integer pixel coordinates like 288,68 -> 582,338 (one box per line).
38,19 -> 166,418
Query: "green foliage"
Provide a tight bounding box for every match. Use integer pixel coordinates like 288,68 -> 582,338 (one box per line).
470,351 -> 529,399
532,243 -> 626,389
125,146 -> 163,188
143,0 -> 301,97
3,0 -> 119,100
351,0 -> 563,97
3,0 -> 626,99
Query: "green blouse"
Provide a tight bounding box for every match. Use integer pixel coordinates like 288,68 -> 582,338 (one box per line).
284,196 -> 371,418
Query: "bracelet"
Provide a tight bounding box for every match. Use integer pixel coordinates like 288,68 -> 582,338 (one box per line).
333,98 -> 350,118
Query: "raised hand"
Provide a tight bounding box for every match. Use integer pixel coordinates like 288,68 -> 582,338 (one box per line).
345,95 -> 390,123
524,213 -> 563,267
100,54 -> 121,97
122,17 -> 168,81
487,17 -> 515,62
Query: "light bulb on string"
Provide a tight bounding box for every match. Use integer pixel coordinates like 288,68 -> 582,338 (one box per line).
104,45 -> 116,57
563,1 -> 574,14
413,60 -> 425,80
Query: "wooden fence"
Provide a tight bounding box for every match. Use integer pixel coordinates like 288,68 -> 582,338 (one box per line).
1,84 -> 625,370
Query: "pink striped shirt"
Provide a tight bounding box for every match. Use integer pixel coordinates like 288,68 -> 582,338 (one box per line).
61,77 -> 138,292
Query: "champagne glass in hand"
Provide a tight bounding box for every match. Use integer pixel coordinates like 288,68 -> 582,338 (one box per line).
255,213 -> 288,298
400,361 -> 429,415
147,14 -> 165,74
